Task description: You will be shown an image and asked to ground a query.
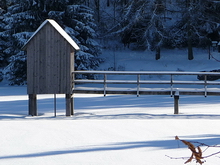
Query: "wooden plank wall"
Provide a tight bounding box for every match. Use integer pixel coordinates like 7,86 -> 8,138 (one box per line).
27,23 -> 73,94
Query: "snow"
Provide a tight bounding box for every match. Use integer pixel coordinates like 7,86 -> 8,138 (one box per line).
1,48 -> 220,164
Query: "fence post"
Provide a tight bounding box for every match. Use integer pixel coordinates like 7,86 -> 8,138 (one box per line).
204,75 -> 207,97
174,90 -> 179,114
137,74 -> 140,97
104,74 -> 107,96
170,75 -> 173,96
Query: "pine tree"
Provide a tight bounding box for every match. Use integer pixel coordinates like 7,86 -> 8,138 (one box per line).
0,3 -> 6,82
0,0 -> 37,85
0,0 -> 102,85
0,4 -> 7,68
110,0 -> 168,58
110,0 -> 151,49
63,4 -> 102,71
169,0 -> 220,59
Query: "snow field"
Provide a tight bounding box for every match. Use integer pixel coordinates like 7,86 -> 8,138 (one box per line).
1,92 -> 220,164
1,49 -> 220,164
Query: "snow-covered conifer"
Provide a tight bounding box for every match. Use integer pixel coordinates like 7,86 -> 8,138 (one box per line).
0,0 -> 102,85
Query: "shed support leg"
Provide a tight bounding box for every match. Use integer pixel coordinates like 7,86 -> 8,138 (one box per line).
29,94 -> 37,116
66,94 -> 72,116
174,94 -> 179,114
71,96 -> 74,115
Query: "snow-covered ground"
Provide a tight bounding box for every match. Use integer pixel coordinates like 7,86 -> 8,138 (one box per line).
1,48 -> 220,165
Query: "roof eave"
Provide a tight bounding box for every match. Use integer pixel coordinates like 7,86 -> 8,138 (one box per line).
21,19 -> 80,51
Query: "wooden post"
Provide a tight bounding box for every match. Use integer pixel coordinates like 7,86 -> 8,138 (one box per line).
54,94 -> 56,117
174,90 -> 179,114
29,94 -> 37,116
66,94 -> 72,116
104,74 -> 107,97
71,96 -> 74,115
137,75 -> 140,97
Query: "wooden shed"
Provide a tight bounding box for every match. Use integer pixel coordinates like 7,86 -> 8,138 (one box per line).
22,19 -> 80,116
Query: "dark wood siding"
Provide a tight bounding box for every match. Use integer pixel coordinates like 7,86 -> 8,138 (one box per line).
27,23 -> 74,94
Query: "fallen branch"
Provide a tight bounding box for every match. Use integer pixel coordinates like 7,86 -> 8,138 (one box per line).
166,136 -> 220,164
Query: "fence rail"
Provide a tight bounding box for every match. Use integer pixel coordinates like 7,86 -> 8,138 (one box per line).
72,71 -> 220,114
72,71 -> 220,97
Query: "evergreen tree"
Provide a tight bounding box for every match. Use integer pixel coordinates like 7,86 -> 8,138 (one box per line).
169,0 -> 220,59
0,4 -> 7,68
110,0 -> 151,49
63,4 -> 102,71
110,0 -> 168,60
0,0 -> 101,85
0,3 -> 6,82
0,0 -> 37,84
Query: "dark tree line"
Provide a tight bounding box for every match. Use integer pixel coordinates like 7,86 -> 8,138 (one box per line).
1,0 -> 220,85
103,0 -> 220,60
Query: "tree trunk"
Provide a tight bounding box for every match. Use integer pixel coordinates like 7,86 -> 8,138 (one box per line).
187,20 -> 193,60
155,46 -> 160,60
94,0 -> 100,22
188,39 -> 193,60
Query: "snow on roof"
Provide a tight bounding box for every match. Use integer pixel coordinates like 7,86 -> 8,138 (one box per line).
22,19 -> 80,51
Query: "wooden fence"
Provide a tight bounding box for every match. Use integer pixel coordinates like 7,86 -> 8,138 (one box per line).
72,71 -> 220,114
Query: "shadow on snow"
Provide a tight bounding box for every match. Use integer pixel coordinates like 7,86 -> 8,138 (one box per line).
1,87 -> 220,119
0,134 -> 219,160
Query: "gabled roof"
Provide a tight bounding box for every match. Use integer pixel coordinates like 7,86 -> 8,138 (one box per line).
22,19 -> 80,51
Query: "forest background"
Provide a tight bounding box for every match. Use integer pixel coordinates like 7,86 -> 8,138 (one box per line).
0,0 -> 220,85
